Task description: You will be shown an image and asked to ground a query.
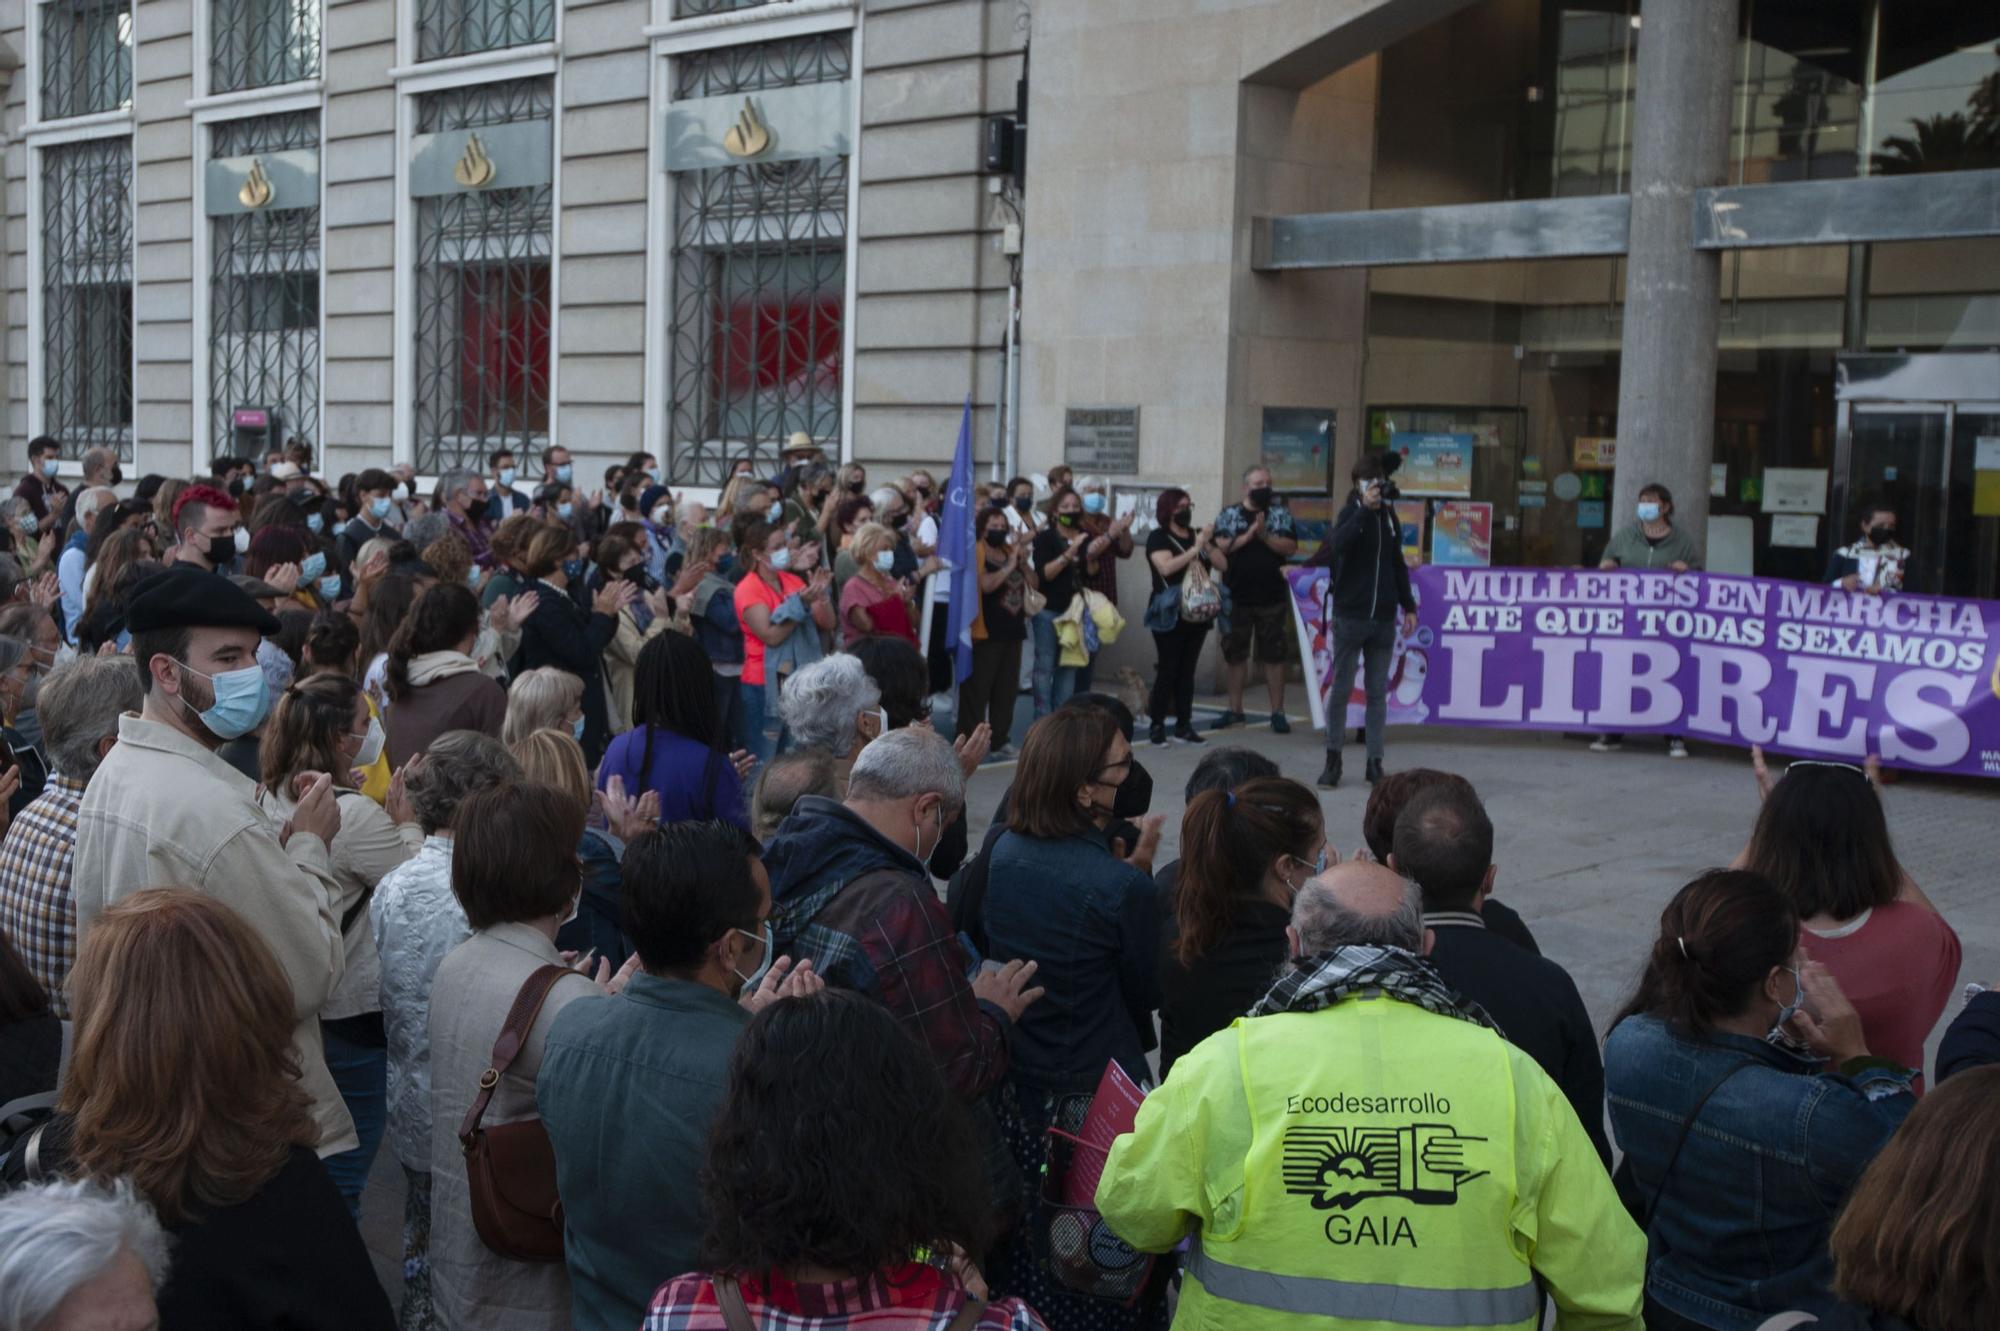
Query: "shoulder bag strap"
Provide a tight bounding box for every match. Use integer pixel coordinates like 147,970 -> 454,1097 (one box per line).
712,1276 -> 759,1331
1640,1056 -> 1756,1233
455,963 -> 572,1145
945,1294 -> 989,1331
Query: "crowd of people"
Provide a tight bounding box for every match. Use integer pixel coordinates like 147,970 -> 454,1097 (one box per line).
0,435 -> 1990,1331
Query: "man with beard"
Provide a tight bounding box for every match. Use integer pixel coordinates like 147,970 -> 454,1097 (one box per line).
72,565 -> 355,1157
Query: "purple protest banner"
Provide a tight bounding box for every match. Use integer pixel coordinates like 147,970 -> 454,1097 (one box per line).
1287,565 -> 2000,777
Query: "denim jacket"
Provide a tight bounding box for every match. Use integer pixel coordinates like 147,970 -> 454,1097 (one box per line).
1604,1014 -> 1915,1330
984,827 -> 1161,1093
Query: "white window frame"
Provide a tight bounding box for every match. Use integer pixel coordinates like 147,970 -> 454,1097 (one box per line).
189,0 -> 325,107
642,0 -> 863,469
392,44 -> 564,469
24,0 -> 139,477
189,90 -> 329,465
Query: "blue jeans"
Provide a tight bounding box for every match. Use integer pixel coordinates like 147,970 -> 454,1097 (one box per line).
319,1017 -> 388,1220
1327,616 -> 1396,763
1031,610 -> 1078,718
737,681 -> 793,765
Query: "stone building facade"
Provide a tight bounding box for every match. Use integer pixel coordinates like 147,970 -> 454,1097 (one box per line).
0,0 -> 1025,489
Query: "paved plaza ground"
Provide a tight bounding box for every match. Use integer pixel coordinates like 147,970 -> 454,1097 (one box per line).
358,705 -> 2000,1297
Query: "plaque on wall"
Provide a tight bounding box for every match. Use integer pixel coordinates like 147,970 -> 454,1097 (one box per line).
1064,406 -> 1141,474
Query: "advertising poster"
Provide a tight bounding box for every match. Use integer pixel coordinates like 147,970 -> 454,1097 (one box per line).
1430,501 -> 1493,567
1260,408 -> 1335,491
1573,436 -> 1618,470
1286,566 -> 2000,777
1287,495 -> 1336,563
1389,432 -> 1474,497
1394,500 -> 1427,566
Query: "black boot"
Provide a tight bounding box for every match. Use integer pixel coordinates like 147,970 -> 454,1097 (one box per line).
1149,722 -> 1168,747
1316,753 -> 1342,789
1365,758 -> 1385,784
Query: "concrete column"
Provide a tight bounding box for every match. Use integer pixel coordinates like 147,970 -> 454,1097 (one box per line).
1611,0 -> 1736,556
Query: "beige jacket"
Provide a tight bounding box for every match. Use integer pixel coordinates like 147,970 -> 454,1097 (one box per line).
74,712 -> 357,1156
427,922 -> 599,1330
603,605 -> 670,734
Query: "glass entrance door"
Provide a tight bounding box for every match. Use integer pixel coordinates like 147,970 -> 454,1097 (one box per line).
1845,404 -> 1948,595
1948,405 -> 2000,601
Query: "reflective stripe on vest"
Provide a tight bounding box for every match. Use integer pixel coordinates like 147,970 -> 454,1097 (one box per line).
1187,1245 -> 1539,1327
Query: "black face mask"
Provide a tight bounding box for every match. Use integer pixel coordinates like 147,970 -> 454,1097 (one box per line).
621,566 -> 657,590
1173,508 -> 1193,527
1013,495 -> 1033,514
1112,757 -> 1154,820
1248,486 -> 1275,509
889,512 -> 909,531
1868,524 -> 1895,546
846,481 -> 865,494
984,529 -> 1010,549
206,536 -> 236,568
1057,512 -> 1079,527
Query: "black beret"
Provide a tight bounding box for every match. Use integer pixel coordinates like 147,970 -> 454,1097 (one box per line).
125,565 -> 282,636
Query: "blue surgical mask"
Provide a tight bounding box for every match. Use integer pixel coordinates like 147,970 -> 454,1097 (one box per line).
40,458 -> 58,479
716,552 -> 736,576
557,502 -> 574,521
571,714 -> 586,743
1637,501 -> 1663,523
646,466 -> 661,483
467,565 -> 483,590
305,512 -> 323,534
300,551 -> 327,582
317,573 -> 343,601
175,659 -> 271,740
555,463 -> 573,483
370,496 -> 393,520
874,549 -> 896,573
769,546 -> 792,571
498,466 -> 516,488
1083,493 -> 1107,515
731,921 -> 775,992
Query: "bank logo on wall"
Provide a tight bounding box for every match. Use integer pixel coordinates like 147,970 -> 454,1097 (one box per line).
1282,1124 -> 1489,1211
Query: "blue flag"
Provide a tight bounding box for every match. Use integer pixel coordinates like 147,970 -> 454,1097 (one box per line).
941,398 -> 979,685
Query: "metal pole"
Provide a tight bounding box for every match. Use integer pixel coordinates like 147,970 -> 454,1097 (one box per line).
1610,0 -> 1736,558
991,327 -> 1008,483
1003,281 -> 1021,483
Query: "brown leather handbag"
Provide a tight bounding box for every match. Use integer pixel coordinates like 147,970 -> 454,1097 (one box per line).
457,962 -> 572,1262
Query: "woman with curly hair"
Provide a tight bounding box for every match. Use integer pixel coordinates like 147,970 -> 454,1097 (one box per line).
645,990 -> 1049,1331
5,888 -> 394,1329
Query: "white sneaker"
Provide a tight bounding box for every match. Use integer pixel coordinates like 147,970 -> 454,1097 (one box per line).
1589,737 -> 1622,753
1667,739 -> 1689,759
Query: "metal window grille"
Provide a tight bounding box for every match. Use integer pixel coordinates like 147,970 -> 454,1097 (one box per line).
210,0 -> 320,95
39,0 -> 132,121
672,0 -> 774,19
40,136 -> 133,461
416,0 -> 553,63
210,113 -> 321,460
666,33 -> 851,486
413,79 -> 553,472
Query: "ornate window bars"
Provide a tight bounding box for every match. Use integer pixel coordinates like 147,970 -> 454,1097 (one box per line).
665,33 -> 852,486
39,0 -> 132,121
209,113 -> 321,459
40,136 -> 134,460
209,0 -> 320,95
413,79 -> 554,472
416,0 -> 554,63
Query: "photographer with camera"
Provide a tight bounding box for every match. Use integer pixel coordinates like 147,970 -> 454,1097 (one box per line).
1312,453 -> 1416,789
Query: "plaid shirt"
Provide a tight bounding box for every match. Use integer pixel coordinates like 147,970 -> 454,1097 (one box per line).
645,1265 -> 1047,1330
0,774 -> 87,1018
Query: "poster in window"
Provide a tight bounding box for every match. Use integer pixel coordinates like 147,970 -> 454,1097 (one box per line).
1429,502 -> 1492,567
1387,432 -> 1473,498
1260,408 -> 1334,492
1286,495 -> 1335,562
1394,500 -> 1427,566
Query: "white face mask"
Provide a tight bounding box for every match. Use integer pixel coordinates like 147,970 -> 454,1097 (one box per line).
233,526 -> 251,555
353,715 -> 385,769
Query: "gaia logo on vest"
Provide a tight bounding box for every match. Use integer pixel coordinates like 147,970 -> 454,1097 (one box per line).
1282,1123 -> 1488,1212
